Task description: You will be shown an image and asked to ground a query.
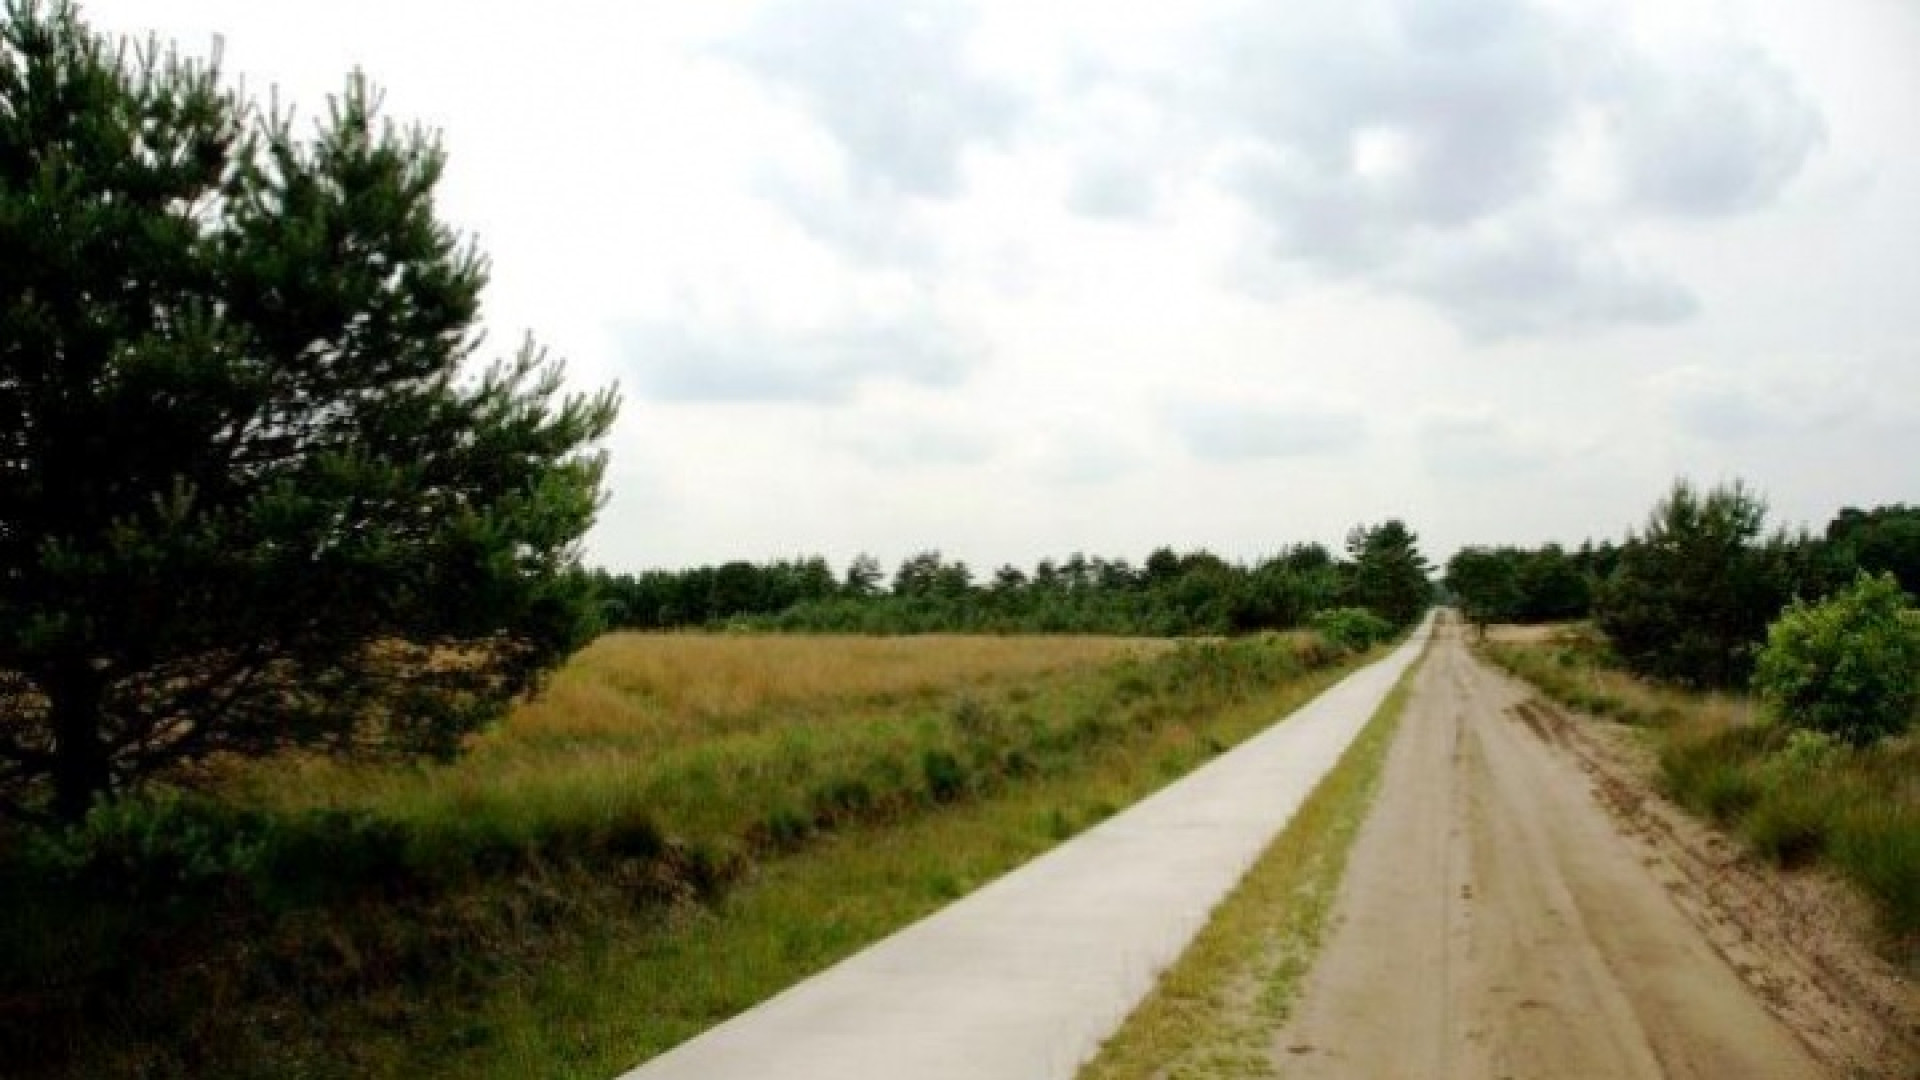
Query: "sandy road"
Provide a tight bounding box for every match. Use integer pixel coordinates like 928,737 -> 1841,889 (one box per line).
1272,615 -> 1908,1078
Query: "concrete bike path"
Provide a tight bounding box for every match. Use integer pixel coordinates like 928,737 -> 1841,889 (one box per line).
619,619 -> 1432,1080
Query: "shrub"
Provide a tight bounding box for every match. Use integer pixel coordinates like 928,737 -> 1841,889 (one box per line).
25,793 -> 268,899
757,806 -> 814,851
920,749 -> 969,803
808,777 -> 876,826
1311,607 -> 1394,653
1753,572 -> 1920,746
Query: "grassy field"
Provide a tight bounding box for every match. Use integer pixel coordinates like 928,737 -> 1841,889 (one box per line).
1480,627 -> 1920,965
216,634 -> 1169,846
3,630 -> 1375,1079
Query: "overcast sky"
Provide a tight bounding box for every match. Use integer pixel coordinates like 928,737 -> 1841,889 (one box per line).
87,0 -> 1920,573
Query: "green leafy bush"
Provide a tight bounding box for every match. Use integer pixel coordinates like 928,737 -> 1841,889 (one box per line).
920,749 -> 969,803
1753,572 -> 1920,745
1311,607 -> 1394,653
25,793 -> 270,899
23,794 -> 437,910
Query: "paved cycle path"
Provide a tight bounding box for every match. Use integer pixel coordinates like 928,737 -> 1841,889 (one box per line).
619,619 -> 1432,1080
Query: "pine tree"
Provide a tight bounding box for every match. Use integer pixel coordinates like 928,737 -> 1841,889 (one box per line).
0,1 -> 618,821
1343,520 -> 1432,628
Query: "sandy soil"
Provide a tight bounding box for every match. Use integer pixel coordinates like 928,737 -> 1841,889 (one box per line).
1271,614 -> 1920,1078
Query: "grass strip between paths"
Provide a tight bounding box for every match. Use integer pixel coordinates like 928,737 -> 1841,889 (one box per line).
1078,638 -> 1429,1080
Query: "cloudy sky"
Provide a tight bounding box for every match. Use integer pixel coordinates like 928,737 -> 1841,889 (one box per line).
88,0 -> 1920,574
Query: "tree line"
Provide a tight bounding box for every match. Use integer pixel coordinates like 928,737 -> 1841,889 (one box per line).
591,520 -> 1434,638
1447,483 -> 1920,691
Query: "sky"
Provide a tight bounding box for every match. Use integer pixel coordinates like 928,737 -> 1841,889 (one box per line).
84,0 -> 1920,574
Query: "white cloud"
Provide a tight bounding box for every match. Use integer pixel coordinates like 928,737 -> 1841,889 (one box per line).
720,0 -> 1023,199
1604,42 -> 1826,217
1065,156 -> 1160,222
69,0 -> 1920,571
1103,0 -> 1829,338
1018,410 -> 1151,486
1394,216 -> 1698,340
1416,408 -> 1562,480
1165,400 -> 1368,461
1650,363 -> 1878,443
831,414 -> 996,467
620,313 -> 981,403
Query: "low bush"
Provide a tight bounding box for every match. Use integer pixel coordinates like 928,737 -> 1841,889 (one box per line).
1754,572 -> 1920,746
920,749 -> 969,803
1310,607 -> 1395,653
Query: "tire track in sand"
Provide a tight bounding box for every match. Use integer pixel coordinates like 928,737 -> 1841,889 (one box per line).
1271,615 -> 1911,1078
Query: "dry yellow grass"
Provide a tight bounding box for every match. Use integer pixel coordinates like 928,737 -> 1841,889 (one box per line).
1482,622 -> 1560,644
512,633 -> 1165,739
226,634 -> 1166,819
1479,624 -> 1750,732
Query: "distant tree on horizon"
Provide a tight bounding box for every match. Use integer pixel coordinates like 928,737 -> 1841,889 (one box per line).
1445,547 -> 1521,636
843,553 -> 884,596
1343,520 -> 1432,628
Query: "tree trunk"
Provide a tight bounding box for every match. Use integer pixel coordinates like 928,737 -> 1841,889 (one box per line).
50,668 -> 110,824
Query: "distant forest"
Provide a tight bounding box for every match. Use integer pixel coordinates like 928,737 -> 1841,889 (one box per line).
1447,495 -> 1920,688
590,501 -> 1920,647
590,521 -> 1432,637
1448,501 -> 1919,625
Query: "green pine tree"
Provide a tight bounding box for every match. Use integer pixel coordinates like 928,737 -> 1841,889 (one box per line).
1343,519 -> 1432,629
0,1 -> 618,822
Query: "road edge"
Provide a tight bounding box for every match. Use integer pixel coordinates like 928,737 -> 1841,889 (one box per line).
1077,623 -> 1437,1079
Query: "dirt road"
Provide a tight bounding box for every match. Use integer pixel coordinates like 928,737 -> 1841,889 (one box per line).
1273,615 -> 1916,1078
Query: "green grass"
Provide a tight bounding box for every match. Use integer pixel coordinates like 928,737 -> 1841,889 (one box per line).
1077,640 -> 1426,1080
1478,626 -> 1690,728
1,631 -> 1375,1079
365,638 -> 1373,1080
1480,630 -> 1920,967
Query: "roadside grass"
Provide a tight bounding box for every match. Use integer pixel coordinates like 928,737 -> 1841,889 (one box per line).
1077,638 -> 1426,1080
186,637 -> 1163,879
1481,630 -> 1920,966
220,633 -> 1167,817
446,657 -> 1364,1080
1477,624 -> 1723,729
2,631 -> 1373,1079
